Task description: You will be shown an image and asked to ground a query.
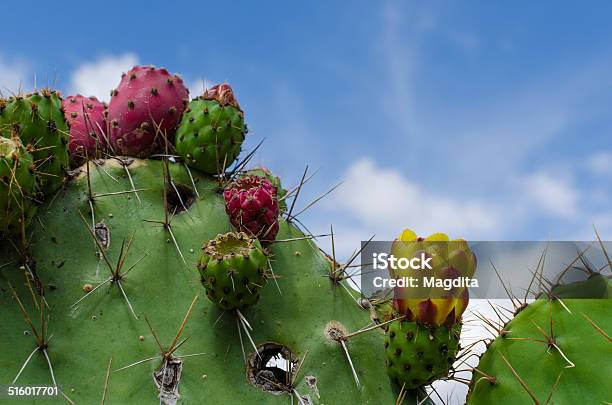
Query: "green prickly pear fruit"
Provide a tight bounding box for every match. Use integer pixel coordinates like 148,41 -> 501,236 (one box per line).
0,90 -> 70,195
385,320 -> 461,389
0,136 -> 37,237
176,84 -> 246,174
198,231 -> 268,310
384,229 -> 475,389
243,166 -> 288,212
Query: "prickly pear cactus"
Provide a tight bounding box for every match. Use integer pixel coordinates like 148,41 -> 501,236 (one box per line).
467,274 -> 612,404
0,158 -> 410,404
0,90 -> 70,194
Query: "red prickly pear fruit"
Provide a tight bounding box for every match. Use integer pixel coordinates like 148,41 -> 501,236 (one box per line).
224,175 -> 280,241
107,65 -> 189,157
62,95 -> 108,163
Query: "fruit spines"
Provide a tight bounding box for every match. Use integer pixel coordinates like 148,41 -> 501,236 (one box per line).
175,83 -> 246,174
197,231 -> 268,310
0,136 -> 37,237
62,95 -> 108,164
224,175 -> 280,241
108,65 -> 189,157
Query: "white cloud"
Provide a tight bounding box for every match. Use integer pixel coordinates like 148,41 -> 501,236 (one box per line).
587,151 -> 612,176
330,158 -> 498,238
0,55 -> 31,95
522,172 -> 579,218
69,53 -> 139,102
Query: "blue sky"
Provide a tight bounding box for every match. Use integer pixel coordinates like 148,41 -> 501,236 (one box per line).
2,1 -> 612,258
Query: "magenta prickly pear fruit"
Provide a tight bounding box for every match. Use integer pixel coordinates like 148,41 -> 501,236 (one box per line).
108,65 -> 189,157
175,83 -> 246,174
62,95 -> 108,164
224,175 -> 280,241
198,231 -> 268,310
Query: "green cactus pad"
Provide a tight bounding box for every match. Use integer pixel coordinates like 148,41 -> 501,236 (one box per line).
467,296 -> 612,404
176,98 -> 245,174
198,232 -> 267,310
0,136 -> 37,237
0,158 -> 412,404
0,90 -> 70,195
385,320 -> 461,389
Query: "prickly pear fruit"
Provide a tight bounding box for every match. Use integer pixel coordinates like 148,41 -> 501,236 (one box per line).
243,166 -> 287,212
108,65 -> 189,156
467,274 -> 612,404
198,231 -> 267,310
176,83 -> 245,174
384,229 -> 475,389
385,320 -> 461,389
62,95 -> 108,164
0,136 -> 36,237
0,90 -> 70,195
224,175 -> 280,241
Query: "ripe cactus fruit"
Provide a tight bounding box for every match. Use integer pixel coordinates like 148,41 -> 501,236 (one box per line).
62,95 -> 108,163
0,136 -> 36,236
224,175 -> 280,241
198,231 -> 268,310
108,65 -> 189,157
0,158 -> 408,404
243,166 -> 287,212
175,83 -> 245,174
383,229 -> 475,389
467,272 -> 612,404
0,90 -> 70,195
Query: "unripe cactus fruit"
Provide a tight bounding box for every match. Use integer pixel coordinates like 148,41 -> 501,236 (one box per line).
198,232 -> 268,310
224,175 -> 280,241
62,95 -> 108,163
108,65 -> 189,156
175,83 -> 245,174
0,136 -> 37,236
383,229 -> 475,389
0,90 -> 70,195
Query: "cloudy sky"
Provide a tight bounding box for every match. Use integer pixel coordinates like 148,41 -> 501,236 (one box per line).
2,1 -> 611,259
